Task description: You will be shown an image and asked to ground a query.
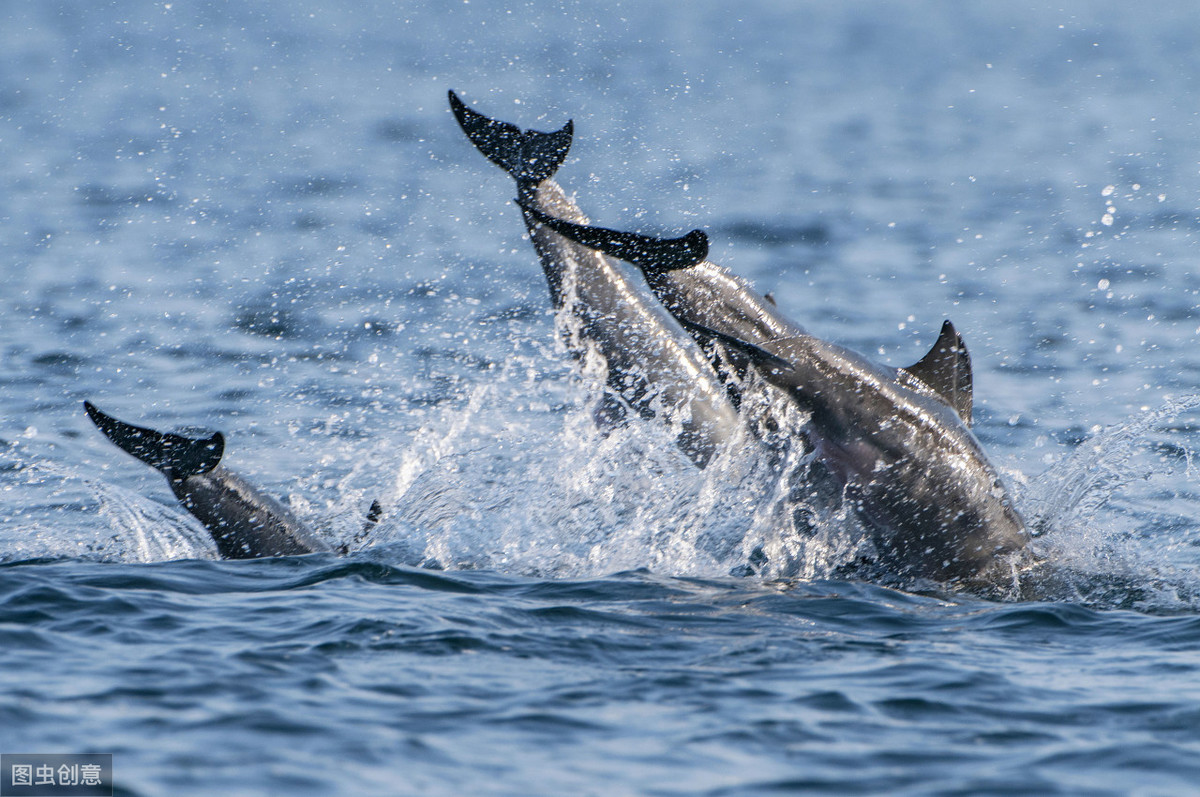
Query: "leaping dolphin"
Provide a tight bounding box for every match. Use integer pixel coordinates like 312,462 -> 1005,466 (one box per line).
85,401 -> 340,559
516,208 -> 1029,583
449,91 -> 740,468
516,200 -> 973,424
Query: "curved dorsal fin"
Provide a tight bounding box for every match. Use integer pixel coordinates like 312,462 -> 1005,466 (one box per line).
84,401 -> 225,479
901,320 -> 973,425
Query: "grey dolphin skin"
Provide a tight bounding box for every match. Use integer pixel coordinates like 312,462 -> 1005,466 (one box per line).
517,201 -> 974,424
448,91 -> 740,468
517,209 -> 1029,583
84,401 -> 332,559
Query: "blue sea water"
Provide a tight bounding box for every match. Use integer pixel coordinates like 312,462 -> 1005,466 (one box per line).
3,1 -> 1200,793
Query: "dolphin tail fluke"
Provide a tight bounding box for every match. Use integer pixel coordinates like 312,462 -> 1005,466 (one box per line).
84,401 -> 224,479
448,90 -> 573,184
517,200 -> 709,272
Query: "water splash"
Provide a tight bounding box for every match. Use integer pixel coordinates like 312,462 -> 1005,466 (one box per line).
0,451 -> 217,563
86,474 -> 218,562
9,348 -> 1199,612
1027,395 -> 1200,533
347,350 -> 872,582
1016,395 -> 1200,608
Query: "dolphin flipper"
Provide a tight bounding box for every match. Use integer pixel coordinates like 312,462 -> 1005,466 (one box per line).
517,200 -> 709,272
338,499 -> 385,556
901,320 -> 973,425
675,319 -> 795,373
365,500 -> 383,528
448,90 -> 573,184
84,401 -> 224,480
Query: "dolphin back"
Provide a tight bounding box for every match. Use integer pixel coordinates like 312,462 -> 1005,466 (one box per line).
449,90 -> 572,184
84,401 -> 224,480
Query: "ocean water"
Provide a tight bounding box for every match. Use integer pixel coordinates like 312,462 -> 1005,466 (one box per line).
3,1 -> 1200,794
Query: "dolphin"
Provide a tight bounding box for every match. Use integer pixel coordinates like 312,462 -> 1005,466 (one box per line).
517,201 -> 974,424
448,91 -> 740,468
84,401 -> 343,559
516,209 -> 1029,583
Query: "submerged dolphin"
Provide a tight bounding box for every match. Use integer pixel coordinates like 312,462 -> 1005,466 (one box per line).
518,209 -> 1029,583
84,401 -> 340,559
448,91 -> 740,468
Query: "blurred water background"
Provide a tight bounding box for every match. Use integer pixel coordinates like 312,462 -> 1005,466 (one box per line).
3,2 -> 1200,794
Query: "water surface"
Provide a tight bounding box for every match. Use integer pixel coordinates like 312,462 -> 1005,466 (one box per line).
3,2 -> 1200,794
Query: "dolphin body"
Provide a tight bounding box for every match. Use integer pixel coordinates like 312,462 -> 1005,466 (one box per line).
85,401 -> 335,559
448,92 -> 740,468
517,202 -> 973,424
519,209 -> 1029,584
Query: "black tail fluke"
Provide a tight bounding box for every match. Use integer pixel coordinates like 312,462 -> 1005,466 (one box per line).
448,90 -> 573,184
84,401 -> 224,480
516,200 -> 709,272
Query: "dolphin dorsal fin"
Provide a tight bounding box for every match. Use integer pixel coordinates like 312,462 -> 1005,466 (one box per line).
516,200 -> 709,272
84,401 -> 225,479
448,91 -> 573,185
902,320 -> 973,425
